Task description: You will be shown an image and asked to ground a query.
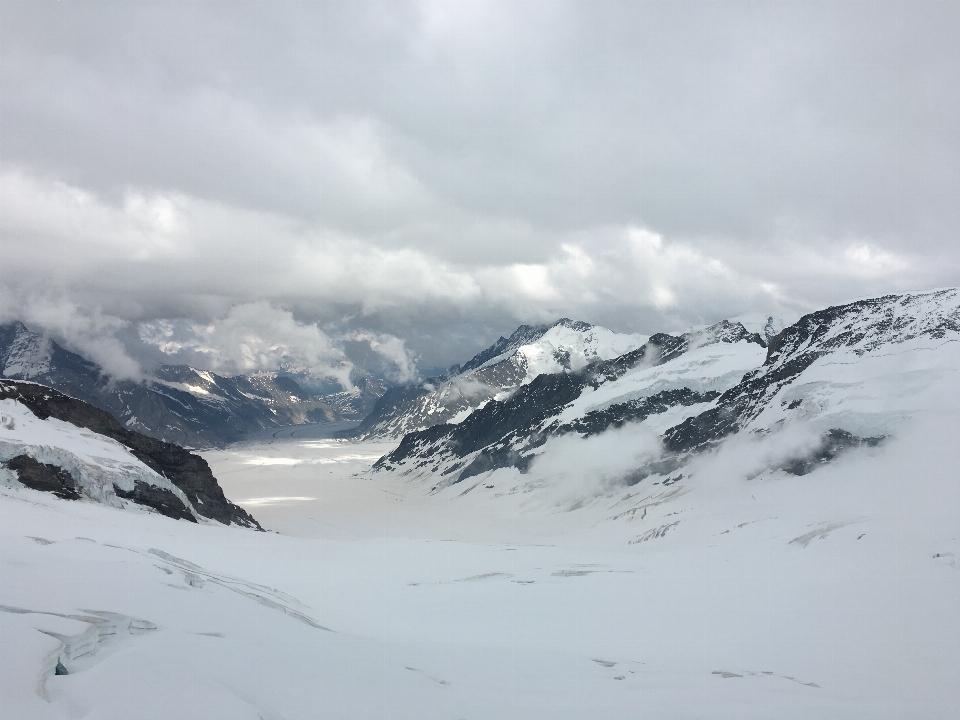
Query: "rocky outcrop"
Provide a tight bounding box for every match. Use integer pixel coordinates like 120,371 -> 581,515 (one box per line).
777,429 -> 884,476
4,455 -> 81,501
113,480 -> 197,522
0,381 -> 261,528
663,289 -> 960,454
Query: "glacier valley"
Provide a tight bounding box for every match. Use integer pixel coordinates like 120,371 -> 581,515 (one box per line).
1,290 -> 959,719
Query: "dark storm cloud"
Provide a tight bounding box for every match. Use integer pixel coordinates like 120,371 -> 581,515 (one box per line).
1,0 -> 958,374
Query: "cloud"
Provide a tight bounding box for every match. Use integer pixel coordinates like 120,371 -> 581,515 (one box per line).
345,331 -> 419,384
0,167 -> 945,368
1,1 -> 958,368
136,302 -> 350,384
0,294 -> 144,381
519,422 -> 664,505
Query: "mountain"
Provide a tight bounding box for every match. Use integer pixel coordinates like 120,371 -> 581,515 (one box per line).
377,319 -> 764,482
354,318 -> 646,439
0,322 -> 387,447
374,289 -> 960,493
662,288 -> 960,456
0,379 -> 260,528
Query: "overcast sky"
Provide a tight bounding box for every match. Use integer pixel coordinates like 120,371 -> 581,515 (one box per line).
2,0 -> 958,382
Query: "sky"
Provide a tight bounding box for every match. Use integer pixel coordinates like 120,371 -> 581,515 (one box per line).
2,0 -> 958,384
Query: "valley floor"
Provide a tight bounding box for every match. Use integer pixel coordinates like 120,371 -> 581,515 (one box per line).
2,425 -> 959,719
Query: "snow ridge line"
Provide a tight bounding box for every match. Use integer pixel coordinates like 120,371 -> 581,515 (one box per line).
146,549 -> 332,631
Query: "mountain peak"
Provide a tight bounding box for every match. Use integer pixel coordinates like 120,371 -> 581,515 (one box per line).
550,318 -> 594,332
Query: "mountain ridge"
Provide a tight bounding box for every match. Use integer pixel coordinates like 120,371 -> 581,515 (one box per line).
373,289 -> 960,495
354,318 -> 648,439
0,321 -> 386,448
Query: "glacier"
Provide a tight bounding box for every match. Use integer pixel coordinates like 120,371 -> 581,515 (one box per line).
1,289 -> 958,719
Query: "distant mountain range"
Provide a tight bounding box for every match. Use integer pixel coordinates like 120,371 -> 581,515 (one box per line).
0,321 -> 386,448
374,289 -> 960,492
4,288 -> 957,527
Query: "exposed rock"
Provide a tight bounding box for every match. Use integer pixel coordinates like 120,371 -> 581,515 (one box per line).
4,454 -> 81,501
555,388 -> 721,438
113,480 -> 197,522
0,381 -> 261,529
779,429 -> 884,476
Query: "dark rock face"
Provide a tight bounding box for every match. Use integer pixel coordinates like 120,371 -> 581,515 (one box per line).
779,430 -> 884,476
379,321 -> 762,484
4,455 -> 81,500
113,480 -> 197,522
0,381 -> 261,529
556,388 -> 721,438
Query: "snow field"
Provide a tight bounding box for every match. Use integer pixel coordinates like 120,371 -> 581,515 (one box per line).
4,407 -> 958,719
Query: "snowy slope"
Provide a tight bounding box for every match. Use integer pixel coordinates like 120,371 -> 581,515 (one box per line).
356,318 -> 646,438
377,290 -> 960,496
2,290 -> 958,719
0,380 -> 260,528
2,396 -> 957,719
0,395 -> 195,514
664,288 -> 960,455
377,319 -> 765,484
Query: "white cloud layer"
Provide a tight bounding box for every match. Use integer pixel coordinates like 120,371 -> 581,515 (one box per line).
1,1 -> 957,371
0,166 -> 940,373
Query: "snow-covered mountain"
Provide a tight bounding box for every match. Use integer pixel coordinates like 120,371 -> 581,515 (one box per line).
355,318 -> 646,439
0,322 -> 386,447
375,289 -> 960,496
0,380 -> 260,528
3,291 -> 959,719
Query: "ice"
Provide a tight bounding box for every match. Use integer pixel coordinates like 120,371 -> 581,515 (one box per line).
0,397 -> 195,513
555,339 -> 766,423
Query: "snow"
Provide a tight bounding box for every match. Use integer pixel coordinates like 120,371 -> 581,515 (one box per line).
3,400 -> 958,718
2,324 -> 52,379
0,398 -> 194,511
362,321 -> 647,438
3,294 -> 960,717
748,336 -> 960,438
556,340 -> 766,424
502,323 -> 646,379
159,381 -> 215,396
